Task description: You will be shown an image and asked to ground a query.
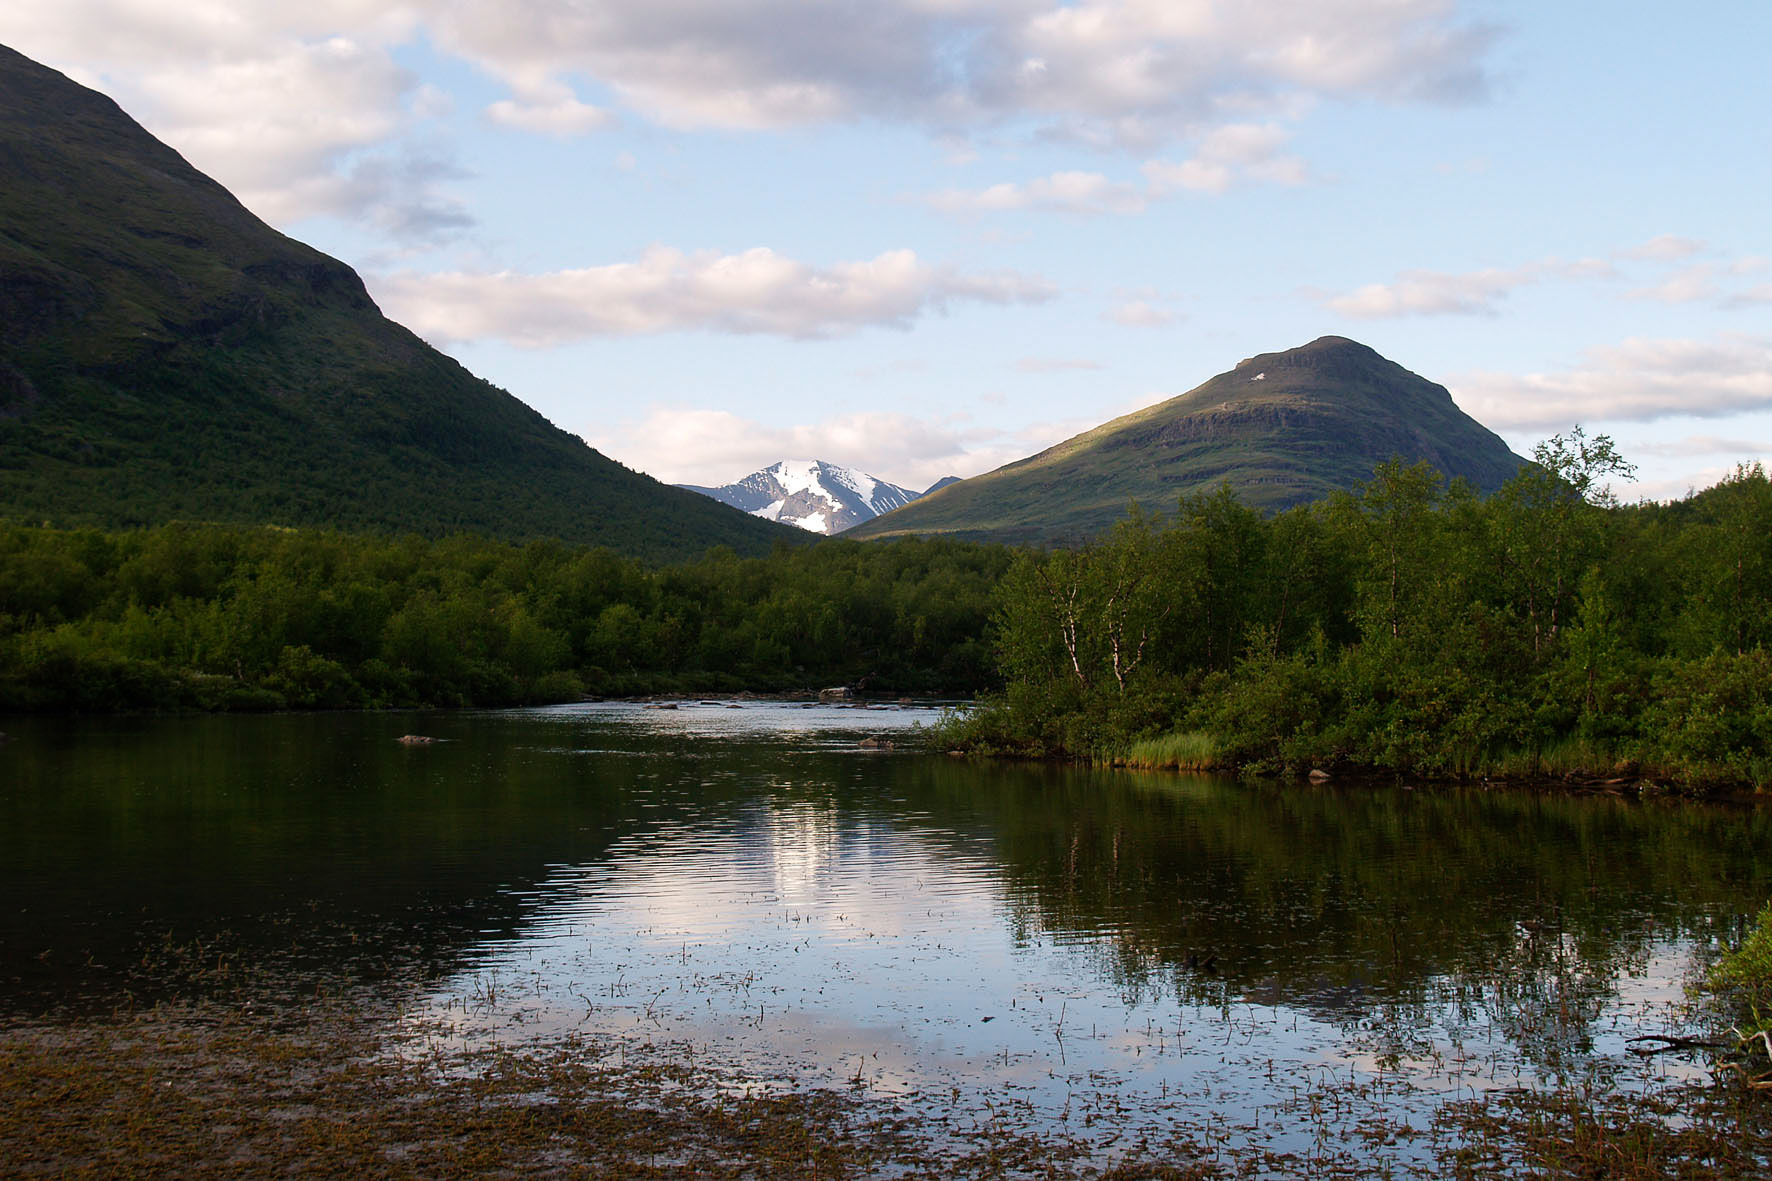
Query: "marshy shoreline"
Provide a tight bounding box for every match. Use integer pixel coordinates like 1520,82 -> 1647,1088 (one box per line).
5,988 -> 1768,1179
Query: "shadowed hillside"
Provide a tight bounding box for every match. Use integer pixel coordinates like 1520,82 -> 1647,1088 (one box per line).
0,44 -> 793,560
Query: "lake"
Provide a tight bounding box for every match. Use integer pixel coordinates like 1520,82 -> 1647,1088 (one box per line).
2,701 -> 1766,1169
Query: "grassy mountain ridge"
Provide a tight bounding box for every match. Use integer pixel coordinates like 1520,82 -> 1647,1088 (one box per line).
848,336 -> 1528,544
0,43 -> 793,561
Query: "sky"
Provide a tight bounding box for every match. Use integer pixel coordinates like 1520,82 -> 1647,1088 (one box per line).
3,1 -> 1768,500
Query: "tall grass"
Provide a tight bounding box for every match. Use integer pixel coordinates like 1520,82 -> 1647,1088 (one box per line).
1454,736 -> 1620,779
1117,731 -> 1223,771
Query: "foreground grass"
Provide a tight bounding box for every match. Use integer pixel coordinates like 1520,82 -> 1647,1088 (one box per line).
1434,1084 -> 1772,1179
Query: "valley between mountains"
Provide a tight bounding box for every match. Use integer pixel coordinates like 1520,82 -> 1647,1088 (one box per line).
3,28 -> 1772,1181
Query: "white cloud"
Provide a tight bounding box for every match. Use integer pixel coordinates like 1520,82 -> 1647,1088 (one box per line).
1633,435 -> 1772,459
2,0 -> 1497,229
1449,334 -> 1772,432
925,121 -> 1306,216
1631,464 -> 1772,505
1620,253 -> 1772,308
589,382 -> 1198,489
925,170 -> 1148,215
1328,266 -> 1533,318
372,246 -> 1054,345
1325,256 -> 1617,319
994,0 -> 1494,144
1333,245 -> 1772,318
1139,157 -> 1234,195
584,406 -> 1032,491
0,0 -> 1494,256
1626,263 -> 1718,305
1561,257 -> 1619,280
426,1 -> 888,132
1143,123 -> 1309,194
411,82 -> 455,119
1621,234 -> 1706,261
0,10 -> 467,238
486,83 -> 615,137
1109,300 -> 1176,327
129,40 -> 432,223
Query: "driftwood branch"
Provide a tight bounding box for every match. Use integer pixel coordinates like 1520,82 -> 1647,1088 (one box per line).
1624,1034 -> 1729,1056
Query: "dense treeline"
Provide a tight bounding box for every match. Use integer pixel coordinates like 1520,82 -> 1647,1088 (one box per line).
5,431 -> 1770,790
945,433 -> 1772,790
0,526 -> 1012,710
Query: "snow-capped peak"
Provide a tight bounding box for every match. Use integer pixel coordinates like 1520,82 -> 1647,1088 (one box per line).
678,459 -> 928,535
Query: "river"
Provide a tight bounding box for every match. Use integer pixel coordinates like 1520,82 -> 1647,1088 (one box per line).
2,701 -> 1765,1168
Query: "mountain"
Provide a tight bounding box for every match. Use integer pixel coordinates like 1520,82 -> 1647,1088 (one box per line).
680,459 -> 922,535
921,475 -> 962,496
847,337 -> 1528,545
0,45 -> 793,561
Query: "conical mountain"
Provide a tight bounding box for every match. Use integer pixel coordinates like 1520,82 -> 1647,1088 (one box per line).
0,44 -> 791,560
848,336 -> 1527,545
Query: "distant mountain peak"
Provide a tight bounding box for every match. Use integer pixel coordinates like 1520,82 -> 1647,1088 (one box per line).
1233,337 -> 1404,387
680,459 -> 922,535
847,337 -> 1528,545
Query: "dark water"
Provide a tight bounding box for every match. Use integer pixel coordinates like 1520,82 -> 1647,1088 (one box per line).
2,702 -> 1766,1156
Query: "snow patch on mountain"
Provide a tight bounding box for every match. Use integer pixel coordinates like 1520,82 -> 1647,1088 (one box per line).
679,460 -> 928,535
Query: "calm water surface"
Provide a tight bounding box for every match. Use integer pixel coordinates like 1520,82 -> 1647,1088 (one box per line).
3,701 -> 1767,1160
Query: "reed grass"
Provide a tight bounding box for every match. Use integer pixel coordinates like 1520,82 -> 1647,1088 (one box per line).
1117,731 -> 1224,771
1442,736 -> 1624,781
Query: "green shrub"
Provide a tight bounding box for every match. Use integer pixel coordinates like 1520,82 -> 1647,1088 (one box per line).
529,669 -> 586,703
1642,651 -> 1772,787
266,644 -> 364,709
1705,903 -> 1772,1038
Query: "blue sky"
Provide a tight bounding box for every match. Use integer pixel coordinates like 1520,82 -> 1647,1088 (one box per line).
5,1 -> 1767,498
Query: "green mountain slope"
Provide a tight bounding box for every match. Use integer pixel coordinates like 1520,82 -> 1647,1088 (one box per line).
847,336 -> 1527,544
0,44 -> 793,561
